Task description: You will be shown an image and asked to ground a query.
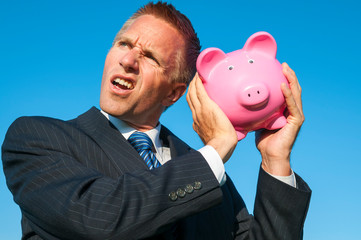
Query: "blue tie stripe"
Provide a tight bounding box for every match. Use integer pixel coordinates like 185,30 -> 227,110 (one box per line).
128,131 -> 160,169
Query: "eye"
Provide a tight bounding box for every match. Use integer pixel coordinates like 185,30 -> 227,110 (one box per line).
248,59 -> 254,64
146,54 -> 156,61
228,65 -> 234,70
144,53 -> 160,66
118,41 -> 129,48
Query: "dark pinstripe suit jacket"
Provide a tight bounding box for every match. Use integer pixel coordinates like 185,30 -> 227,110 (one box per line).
2,107 -> 311,240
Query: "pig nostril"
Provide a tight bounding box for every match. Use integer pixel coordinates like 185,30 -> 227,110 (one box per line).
241,84 -> 269,107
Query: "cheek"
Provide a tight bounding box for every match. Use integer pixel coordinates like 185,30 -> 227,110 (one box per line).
140,76 -> 170,103
101,61 -> 111,83
150,74 -> 171,95
103,48 -> 120,69
103,55 -> 115,72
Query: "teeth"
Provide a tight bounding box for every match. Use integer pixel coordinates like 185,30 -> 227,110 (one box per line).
113,78 -> 133,89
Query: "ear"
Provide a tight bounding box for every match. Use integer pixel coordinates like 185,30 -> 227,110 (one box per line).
243,31 -> 277,58
162,82 -> 187,107
196,48 -> 227,83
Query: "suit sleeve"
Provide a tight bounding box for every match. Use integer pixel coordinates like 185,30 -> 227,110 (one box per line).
2,117 -> 223,240
229,167 -> 311,240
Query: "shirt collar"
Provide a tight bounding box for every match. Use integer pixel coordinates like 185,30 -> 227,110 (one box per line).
100,110 -> 162,151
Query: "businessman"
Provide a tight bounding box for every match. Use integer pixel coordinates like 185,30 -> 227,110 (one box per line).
2,2 -> 311,239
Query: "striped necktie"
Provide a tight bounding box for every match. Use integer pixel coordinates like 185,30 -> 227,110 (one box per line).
128,131 -> 161,169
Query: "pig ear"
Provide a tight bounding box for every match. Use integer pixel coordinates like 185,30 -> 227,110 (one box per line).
243,32 -> 277,58
196,48 -> 227,83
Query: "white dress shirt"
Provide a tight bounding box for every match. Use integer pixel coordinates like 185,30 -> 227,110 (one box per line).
101,110 -> 296,187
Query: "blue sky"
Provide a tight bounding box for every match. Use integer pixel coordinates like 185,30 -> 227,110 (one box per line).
1,0 -> 360,239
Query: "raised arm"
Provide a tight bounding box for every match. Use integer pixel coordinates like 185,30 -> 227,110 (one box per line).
186,67 -> 311,239
256,62 -> 305,176
186,73 -> 238,163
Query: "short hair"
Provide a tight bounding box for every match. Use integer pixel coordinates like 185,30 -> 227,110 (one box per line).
113,1 -> 201,86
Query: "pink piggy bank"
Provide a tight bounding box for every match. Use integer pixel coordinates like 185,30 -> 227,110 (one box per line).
196,31 -> 288,140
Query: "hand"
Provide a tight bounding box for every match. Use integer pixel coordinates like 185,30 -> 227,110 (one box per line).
186,74 -> 238,163
256,63 -> 305,176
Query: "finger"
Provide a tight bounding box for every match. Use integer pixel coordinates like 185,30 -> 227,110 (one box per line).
282,62 -> 300,91
282,63 -> 303,113
281,83 -> 304,125
186,77 -> 197,121
193,74 -> 207,101
186,74 -> 198,109
282,63 -> 301,99
190,74 -> 210,110
186,74 -> 203,124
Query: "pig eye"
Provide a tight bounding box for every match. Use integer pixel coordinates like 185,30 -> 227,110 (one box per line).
228,65 -> 234,70
248,59 -> 254,64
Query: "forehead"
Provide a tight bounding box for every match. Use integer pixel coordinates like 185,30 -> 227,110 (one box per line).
122,15 -> 185,61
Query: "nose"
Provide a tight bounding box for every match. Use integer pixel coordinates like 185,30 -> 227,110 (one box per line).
239,83 -> 269,109
120,48 -> 139,73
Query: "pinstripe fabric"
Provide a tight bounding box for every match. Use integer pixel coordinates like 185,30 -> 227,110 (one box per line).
2,107 -> 311,240
128,131 -> 160,169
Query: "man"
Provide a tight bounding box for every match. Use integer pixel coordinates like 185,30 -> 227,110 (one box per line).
2,2 -> 311,239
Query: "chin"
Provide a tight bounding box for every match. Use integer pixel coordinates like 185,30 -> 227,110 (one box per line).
100,99 -> 124,116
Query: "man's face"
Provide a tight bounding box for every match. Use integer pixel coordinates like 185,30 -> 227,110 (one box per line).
100,15 -> 186,130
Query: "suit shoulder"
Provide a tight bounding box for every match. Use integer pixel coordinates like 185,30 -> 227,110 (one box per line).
4,107 -> 100,142
9,115 -> 67,129
5,115 -> 76,139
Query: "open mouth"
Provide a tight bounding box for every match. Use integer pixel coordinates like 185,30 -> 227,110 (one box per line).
112,77 -> 134,90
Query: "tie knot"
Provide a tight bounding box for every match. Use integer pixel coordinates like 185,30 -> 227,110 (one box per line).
128,131 -> 153,151
128,131 -> 160,169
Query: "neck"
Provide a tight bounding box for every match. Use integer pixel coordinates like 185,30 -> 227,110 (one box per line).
123,119 -> 159,132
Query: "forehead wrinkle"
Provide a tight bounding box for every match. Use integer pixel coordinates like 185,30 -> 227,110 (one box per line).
123,31 -> 165,64
117,15 -> 185,76
119,34 -> 140,47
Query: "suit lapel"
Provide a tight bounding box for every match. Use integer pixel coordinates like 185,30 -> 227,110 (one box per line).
75,107 -> 148,174
159,125 -> 193,159
73,107 -> 193,173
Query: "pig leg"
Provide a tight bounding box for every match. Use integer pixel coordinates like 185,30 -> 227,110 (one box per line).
266,115 -> 287,130
236,130 -> 247,141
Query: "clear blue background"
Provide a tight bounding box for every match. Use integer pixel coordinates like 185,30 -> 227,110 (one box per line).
1,0 -> 360,239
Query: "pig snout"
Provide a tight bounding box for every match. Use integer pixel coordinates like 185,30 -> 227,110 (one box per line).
239,83 -> 269,110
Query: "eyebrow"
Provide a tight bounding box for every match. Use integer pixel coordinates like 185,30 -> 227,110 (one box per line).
117,36 -> 133,47
117,35 -> 163,66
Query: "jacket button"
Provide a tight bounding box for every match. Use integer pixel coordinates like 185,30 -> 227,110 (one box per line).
194,181 -> 202,190
176,188 -> 186,198
169,192 -> 178,201
185,184 -> 194,194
